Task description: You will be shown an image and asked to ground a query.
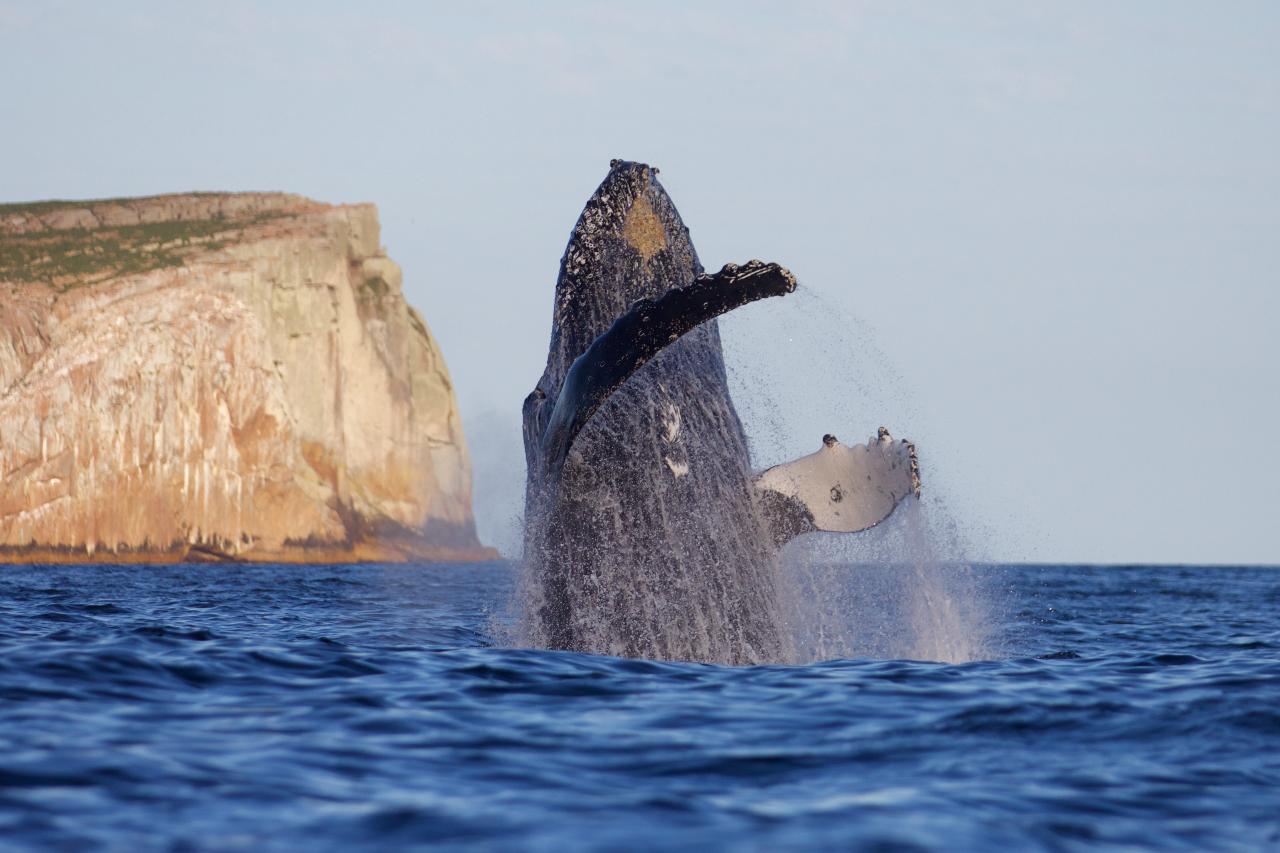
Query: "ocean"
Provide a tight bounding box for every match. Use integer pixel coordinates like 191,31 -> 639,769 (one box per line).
0,561 -> 1276,851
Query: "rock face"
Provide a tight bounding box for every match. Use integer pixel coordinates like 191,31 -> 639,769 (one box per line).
0,192 -> 493,562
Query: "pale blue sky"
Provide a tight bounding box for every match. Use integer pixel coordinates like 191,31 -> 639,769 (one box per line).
3,2 -> 1277,563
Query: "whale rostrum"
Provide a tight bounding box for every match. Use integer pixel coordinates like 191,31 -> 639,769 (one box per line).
521,160 -> 921,664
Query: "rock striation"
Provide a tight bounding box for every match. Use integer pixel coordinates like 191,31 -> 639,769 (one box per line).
0,192 -> 493,562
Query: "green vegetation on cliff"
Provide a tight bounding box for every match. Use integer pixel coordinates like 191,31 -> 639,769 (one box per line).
0,209 -> 285,290
0,193 -> 225,218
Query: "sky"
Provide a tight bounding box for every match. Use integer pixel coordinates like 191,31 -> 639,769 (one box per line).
3,1 -> 1277,563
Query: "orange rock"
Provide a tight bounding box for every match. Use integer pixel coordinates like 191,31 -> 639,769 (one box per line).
0,192 -> 494,563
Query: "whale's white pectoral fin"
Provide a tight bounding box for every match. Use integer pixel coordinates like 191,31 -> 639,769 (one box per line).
754,428 -> 921,545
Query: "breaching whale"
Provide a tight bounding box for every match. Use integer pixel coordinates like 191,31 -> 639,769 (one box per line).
521,160 -> 920,665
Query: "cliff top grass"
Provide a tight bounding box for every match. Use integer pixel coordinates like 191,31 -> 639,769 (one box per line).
0,192 -> 230,218
2,220 -> 231,289
0,199 -> 296,291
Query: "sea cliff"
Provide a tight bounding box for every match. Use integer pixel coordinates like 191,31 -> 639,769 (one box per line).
0,192 -> 494,562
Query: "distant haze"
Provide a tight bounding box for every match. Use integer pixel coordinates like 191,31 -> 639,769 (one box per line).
3,2 -> 1277,563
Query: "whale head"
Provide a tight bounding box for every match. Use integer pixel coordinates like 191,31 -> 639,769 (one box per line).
544,159 -> 703,389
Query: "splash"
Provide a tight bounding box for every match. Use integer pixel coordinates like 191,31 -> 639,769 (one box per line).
772,500 -> 992,664
724,286 -> 996,664
900,503 -> 990,662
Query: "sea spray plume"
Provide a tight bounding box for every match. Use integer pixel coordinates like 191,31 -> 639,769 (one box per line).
774,505 -> 994,663
519,160 -> 919,664
725,288 -> 993,663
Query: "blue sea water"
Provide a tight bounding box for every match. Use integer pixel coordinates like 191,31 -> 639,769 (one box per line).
0,562 -> 1277,852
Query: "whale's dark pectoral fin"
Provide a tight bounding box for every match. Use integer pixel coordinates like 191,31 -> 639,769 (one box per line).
539,260 -> 797,477
755,429 -> 921,546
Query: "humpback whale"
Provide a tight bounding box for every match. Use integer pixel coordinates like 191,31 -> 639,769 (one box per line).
521,160 -> 920,665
